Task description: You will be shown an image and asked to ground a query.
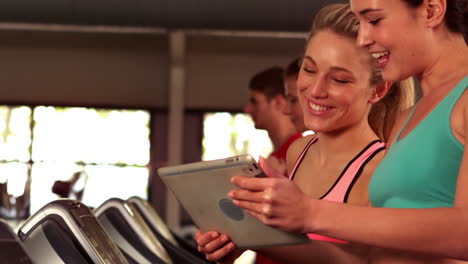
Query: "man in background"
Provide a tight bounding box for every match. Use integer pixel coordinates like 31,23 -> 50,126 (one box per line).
283,58 -> 309,134
244,66 -> 301,163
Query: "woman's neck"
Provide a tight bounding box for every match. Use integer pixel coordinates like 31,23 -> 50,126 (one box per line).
418,34 -> 468,97
313,121 -> 379,163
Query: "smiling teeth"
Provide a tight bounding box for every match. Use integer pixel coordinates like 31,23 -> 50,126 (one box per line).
372,51 -> 389,59
309,103 -> 330,112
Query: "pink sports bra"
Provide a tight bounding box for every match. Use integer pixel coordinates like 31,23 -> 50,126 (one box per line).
289,137 -> 386,243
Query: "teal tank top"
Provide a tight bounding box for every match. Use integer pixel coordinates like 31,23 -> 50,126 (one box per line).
370,75 -> 468,208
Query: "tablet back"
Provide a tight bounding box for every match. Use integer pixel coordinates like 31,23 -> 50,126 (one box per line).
158,155 -> 309,248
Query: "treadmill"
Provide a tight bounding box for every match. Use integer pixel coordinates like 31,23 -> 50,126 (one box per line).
94,198 -> 173,264
0,219 -> 34,264
18,199 -> 128,264
127,196 -> 214,264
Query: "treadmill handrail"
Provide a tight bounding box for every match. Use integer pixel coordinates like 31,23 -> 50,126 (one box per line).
19,199 -> 128,264
98,215 -> 152,264
94,198 -> 173,264
127,197 -> 179,246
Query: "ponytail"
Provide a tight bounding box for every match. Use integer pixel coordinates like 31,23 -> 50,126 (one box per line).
369,78 -> 416,141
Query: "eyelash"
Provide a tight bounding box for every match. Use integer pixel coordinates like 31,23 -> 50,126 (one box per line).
334,79 -> 350,84
303,66 -> 351,84
369,18 -> 382,25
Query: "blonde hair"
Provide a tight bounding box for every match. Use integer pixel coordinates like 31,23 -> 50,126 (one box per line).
308,3 -> 416,141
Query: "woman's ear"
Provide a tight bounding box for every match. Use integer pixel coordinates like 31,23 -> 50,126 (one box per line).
369,81 -> 392,103
425,0 -> 446,28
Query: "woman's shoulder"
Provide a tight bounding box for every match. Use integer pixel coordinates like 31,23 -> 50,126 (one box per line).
387,106 -> 415,147
450,81 -> 468,145
289,134 -> 316,154
286,134 -> 316,169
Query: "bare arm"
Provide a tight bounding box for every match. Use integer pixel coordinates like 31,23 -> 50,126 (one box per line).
311,197 -> 468,259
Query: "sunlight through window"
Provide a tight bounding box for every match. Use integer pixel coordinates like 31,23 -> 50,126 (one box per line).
0,105 -> 151,217
202,112 -> 273,161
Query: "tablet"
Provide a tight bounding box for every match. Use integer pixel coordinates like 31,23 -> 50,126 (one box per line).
158,155 -> 309,249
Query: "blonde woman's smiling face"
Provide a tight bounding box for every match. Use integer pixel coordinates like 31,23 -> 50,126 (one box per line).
298,29 -> 376,134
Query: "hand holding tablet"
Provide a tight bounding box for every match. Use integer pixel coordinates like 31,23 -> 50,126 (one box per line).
158,155 -> 309,248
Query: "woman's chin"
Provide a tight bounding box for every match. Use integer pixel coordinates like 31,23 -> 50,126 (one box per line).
304,124 -> 329,134
381,67 -> 408,83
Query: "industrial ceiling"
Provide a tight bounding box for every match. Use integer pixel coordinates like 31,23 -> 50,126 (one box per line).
0,0 -> 347,32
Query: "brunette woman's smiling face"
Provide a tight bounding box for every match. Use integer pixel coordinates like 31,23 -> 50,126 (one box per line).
350,0 -> 433,81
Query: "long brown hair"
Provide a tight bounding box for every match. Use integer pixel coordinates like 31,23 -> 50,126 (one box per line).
307,3 -> 415,141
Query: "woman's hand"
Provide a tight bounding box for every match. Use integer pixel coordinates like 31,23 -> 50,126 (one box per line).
229,160 -> 315,233
194,230 -> 241,263
263,156 -> 288,177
